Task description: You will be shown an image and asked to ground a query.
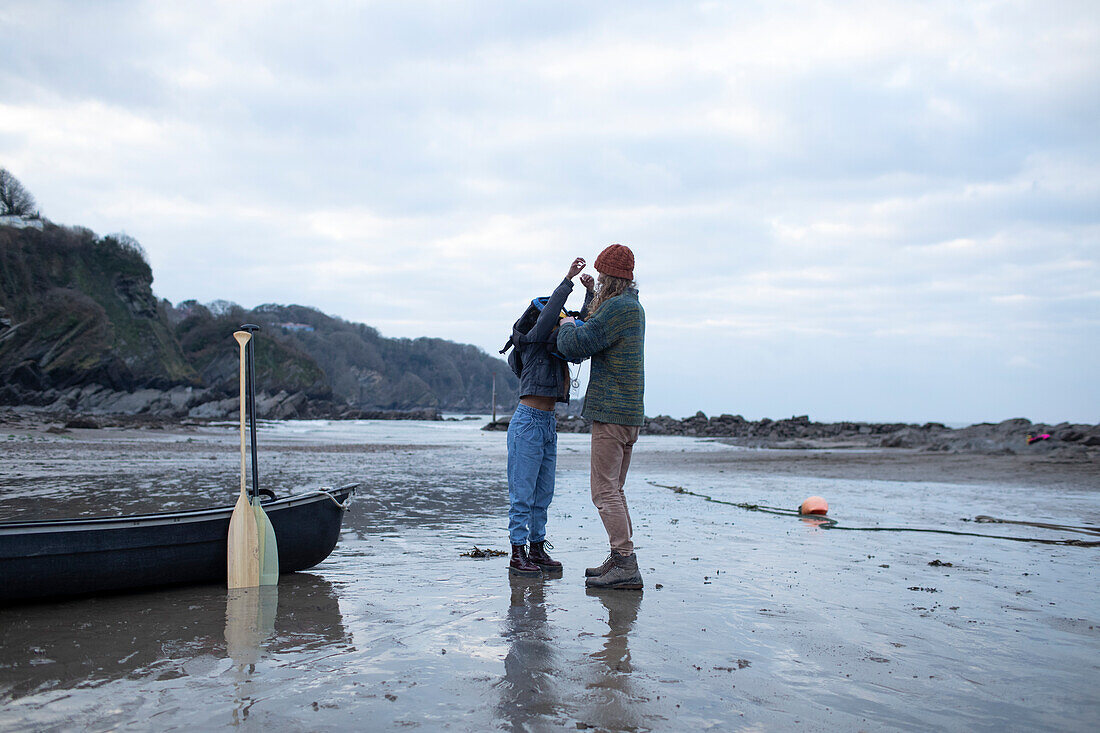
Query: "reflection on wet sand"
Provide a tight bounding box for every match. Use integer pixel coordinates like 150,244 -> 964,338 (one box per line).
587,589 -> 641,678
799,516 -> 832,529
495,581 -> 647,732
225,586 -> 279,667
497,575 -> 560,731
0,574 -> 348,704
225,586 -> 278,725
583,589 -> 644,730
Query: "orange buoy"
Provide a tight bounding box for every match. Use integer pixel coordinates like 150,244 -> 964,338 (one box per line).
800,496 -> 828,515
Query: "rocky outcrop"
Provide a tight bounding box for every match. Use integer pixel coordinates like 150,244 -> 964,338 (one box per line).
0,381 -> 444,423
635,412 -> 919,444
0,224 -> 196,393
484,412 -> 1100,457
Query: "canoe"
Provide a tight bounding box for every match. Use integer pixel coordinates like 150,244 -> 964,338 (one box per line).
0,484 -> 356,604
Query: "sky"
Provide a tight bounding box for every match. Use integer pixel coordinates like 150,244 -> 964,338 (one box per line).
1,0 -> 1097,424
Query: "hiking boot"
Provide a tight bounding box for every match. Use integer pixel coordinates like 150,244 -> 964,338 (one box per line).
585,551 -> 643,590
509,544 -> 541,576
585,552 -> 616,578
528,540 -> 562,570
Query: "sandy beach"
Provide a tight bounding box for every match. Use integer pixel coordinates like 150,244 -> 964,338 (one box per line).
1,419 -> 1098,731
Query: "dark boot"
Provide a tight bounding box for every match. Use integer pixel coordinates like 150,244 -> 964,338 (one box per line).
528,540 -> 562,570
585,552 -> 616,577
509,544 -> 541,576
585,551 -> 643,590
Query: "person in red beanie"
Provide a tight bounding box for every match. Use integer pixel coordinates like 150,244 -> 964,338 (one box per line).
556,244 -> 646,590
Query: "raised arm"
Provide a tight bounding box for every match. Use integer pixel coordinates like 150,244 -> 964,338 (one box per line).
525,257 -> 587,344
527,278 -> 574,344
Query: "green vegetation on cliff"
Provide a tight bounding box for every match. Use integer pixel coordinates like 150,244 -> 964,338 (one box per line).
0,219 -> 517,411
250,304 -> 516,411
172,301 -> 331,398
0,223 -> 195,390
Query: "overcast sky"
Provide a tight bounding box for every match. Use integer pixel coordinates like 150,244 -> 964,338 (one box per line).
2,1 -> 1097,423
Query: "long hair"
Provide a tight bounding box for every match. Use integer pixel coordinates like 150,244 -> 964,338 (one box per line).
588,273 -> 635,314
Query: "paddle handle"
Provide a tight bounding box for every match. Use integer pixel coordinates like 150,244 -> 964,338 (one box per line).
233,331 -> 251,503
246,336 -> 259,502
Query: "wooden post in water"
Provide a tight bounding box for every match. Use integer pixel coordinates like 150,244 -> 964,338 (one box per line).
491,373 -> 496,423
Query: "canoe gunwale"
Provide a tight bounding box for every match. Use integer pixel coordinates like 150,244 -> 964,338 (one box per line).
0,483 -> 358,535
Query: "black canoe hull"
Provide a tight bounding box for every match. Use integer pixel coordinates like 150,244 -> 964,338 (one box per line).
0,485 -> 356,604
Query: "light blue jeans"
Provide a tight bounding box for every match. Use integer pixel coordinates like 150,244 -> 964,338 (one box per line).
507,404 -> 557,546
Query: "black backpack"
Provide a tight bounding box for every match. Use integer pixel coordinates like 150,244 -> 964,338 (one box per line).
500,297 -> 584,377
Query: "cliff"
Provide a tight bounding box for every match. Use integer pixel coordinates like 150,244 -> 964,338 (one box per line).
0,224 -> 195,395
0,221 -> 518,418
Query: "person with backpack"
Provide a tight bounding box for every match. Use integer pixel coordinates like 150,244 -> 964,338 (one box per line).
555,244 -> 645,590
503,256 -> 591,576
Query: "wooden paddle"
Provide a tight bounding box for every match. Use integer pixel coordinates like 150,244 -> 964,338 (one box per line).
241,324 -> 279,586
228,330 -> 259,589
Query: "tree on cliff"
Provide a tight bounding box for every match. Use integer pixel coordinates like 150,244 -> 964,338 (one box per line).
0,168 -> 37,217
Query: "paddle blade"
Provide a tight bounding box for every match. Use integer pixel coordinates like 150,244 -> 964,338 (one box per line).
227,492 -> 260,589
253,501 -> 280,586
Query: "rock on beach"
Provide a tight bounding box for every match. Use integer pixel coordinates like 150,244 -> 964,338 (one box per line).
0,383 -> 443,424
485,411 -> 1100,458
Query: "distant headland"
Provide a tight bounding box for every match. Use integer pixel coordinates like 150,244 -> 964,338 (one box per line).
0,216 -> 517,419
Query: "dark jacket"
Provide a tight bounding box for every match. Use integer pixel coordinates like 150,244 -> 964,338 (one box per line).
513,278 -> 591,403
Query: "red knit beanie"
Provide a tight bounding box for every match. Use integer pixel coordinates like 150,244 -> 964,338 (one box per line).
594,244 -> 634,281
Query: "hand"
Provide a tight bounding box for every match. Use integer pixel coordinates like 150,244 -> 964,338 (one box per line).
566,257 -> 586,280
579,273 -> 594,292
559,316 -> 576,327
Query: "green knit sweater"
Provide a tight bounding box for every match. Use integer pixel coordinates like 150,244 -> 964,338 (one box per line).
556,289 -> 645,426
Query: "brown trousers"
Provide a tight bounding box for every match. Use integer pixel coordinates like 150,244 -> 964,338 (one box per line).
590,421 -> 641,555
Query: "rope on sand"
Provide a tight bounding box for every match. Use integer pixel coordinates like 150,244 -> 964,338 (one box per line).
971,515 -> 1100,535
647,482 -> 1100,548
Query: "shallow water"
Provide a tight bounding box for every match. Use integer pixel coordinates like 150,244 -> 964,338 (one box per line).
1,419 -> 1098,731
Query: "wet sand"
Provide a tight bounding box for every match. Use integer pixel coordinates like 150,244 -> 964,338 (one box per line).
707,441 -> 1100,490
1,420 -> 1098,731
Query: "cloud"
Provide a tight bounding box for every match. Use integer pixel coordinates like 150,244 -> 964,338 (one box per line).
0,0 -> 1097,422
